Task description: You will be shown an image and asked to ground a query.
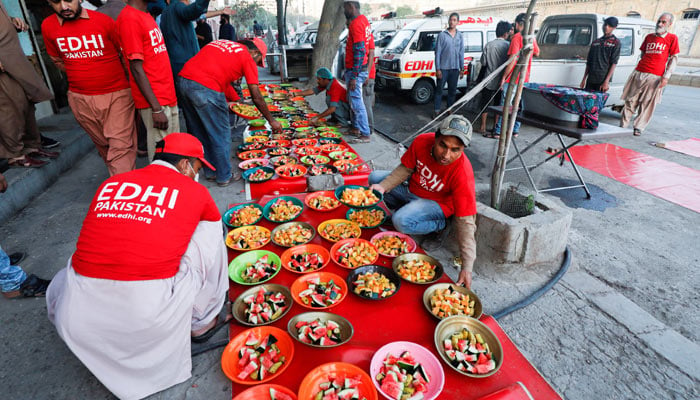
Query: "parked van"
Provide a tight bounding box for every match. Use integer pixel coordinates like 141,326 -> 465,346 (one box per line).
530,13 -> 655,109
376,10 -> 498,104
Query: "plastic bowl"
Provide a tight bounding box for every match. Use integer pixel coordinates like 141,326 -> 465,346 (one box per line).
330,238 -> 379,270
300,154 -> 331,165
292,138 -> 317,147
232,283 -> 293,326
422,282 -> 483,320
238,158 -> 269,171
262,196 -> 304,223
370,231 -> 417,258
328,150 -> 358,161
334,185 -> 383,209
269,155 -> 298,168
298,362 -> 377,400
434,315 -> 503,378
294,146 -> 323,157
223,203 -> 264,228
242,166 -> 275,183
267,146 -> 292,157
308,164 -> 338,176
232,384 -> 297,400
320,143 -> 348,154
304,191 -> 342,212
221,326 -> 294,384
346,265 -> 401,300
317,219 -> 361,242
225,225 -> 271,251
275,164 -> 307,180
270,221 -> 316,248
318,137 -> 342,145
264,139 -> 291,148
290,271 -> 347,310
370,341 -> 445,400
287,311 -> 353,348
280,243 -> 330,274
392,253 -> 444,285
228,250 -> 281,285
346,206 -> 388,229
238,149 -> 267,160
334,160 -> 371,175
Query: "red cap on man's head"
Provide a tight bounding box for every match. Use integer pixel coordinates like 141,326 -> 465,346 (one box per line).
154,133 -> 215,171
252,38 -> 267,67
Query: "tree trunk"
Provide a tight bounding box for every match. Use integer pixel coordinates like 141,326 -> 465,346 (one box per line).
311,0 -> 346,82
490,0 -> 538,209
276,0 -> 287,45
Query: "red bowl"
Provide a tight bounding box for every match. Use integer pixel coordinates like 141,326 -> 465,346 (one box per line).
265,139 -> 291,148
233,384 -> 297,400
292,138 -> 317,147
275,164 -> 307,179
290,272 -> 347,310
280,243 -> 330,274
294,146 -> 323,156
298,362 -> 378,400
221,326 -> 294,384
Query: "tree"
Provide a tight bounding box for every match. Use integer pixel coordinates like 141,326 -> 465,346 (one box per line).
310,0 -> 345,81
276,0 -> 287,44
230,0 -> 264,36
395,5 -> 414,17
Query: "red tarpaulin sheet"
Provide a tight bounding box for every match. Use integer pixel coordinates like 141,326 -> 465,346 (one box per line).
568,144 -> 700,213
227,194 -> 561,399
656,138 -> 700,158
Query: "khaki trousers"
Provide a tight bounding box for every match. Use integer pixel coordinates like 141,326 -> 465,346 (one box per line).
138,105 -> 180,160
68,88 -> 137,176
0,72 -> 41,158
620,70 -> 664,132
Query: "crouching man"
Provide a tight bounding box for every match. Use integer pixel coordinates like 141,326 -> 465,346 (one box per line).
369,115 -> 477,288
47,133 -> 229,400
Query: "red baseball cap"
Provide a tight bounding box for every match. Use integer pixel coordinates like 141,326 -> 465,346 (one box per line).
252,38 -> 267,67
154,133 -> 215,171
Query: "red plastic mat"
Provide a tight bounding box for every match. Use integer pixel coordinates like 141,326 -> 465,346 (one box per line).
227,194 -> 561,399
655,138 -> 700,158
568,144 -> 700,213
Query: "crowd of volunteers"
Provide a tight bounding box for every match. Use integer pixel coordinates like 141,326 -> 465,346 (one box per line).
0,0 -> 682,396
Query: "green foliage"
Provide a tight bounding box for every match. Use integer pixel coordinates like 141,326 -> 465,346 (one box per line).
395,5 -> 415,17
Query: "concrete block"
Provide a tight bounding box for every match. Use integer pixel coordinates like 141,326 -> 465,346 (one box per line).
639,329 -> 700,381
474,184 -> 572,266
691,76 -> 700,88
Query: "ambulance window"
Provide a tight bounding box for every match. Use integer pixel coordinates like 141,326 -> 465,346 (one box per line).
486,31 -> 496,42
417,31 -> 439,51
615,27 -> 634,56
543,24 -> 593,45
462,31 -> 483,52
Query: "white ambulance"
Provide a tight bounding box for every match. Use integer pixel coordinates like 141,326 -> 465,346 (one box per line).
376,8 -> 498,104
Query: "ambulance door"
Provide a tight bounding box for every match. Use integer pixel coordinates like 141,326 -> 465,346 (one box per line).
460,30 -> 485,89
406,30 -> 439,104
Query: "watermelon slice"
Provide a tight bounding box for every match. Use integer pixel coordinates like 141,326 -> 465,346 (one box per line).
237,359 -> 258,380
269,387 -> 294,400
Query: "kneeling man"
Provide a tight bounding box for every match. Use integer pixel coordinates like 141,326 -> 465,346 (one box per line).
298,67 -> 352,127
370,116 -> 477,288
47,133 -> 228,400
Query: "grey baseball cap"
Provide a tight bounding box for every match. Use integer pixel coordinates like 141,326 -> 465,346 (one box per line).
437,115 -> 472,146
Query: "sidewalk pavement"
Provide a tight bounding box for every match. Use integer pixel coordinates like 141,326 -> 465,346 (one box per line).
670,57 -> 700,88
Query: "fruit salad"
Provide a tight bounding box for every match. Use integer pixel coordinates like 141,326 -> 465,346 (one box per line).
298,276 -> 343,308
241,255 -> 278,283
352,272 -> 396,299
236,332 -> 285,381
308,164 -> 336,176
229,205 -> 262,226
319,221 -> 360,242
248,168 -> 273,182
340,187 -> 380,207
267,199 -> 303,222
375,351 -> 430,400
311,374 -> 369,400
286,251 -> 324,273
371,235 -> 412,257
443,326 -> 497,375
334,241 -> 378,269
227,226 -> 270,250
396,259 -> 437,283
242,287 -> 287,325
347,208 -> 385,228
307,195 -> 340,211
429,286 -> 476,318
273,224 -> 313,247
293,318 -> 343,346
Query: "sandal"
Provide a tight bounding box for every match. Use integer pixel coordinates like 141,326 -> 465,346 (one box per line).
8,156 -> 47,168
191,302 -> 232,343
483,132 -> 500,139
19,274 -> 51,298
633,129 -> 642,136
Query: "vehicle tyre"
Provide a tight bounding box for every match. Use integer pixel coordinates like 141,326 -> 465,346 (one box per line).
410,79 -> 434,105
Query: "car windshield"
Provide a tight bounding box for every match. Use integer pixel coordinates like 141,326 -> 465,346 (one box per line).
385,29 -> 415,54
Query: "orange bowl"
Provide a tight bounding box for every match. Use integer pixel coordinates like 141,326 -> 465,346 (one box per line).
233,384 -> 297,400
265,139 -> 291,148
221,326 -> 295,385
298,362 -> 378,400
317,219 -> 361,242
290,272 -> 347,310
275,164 -> 307,179
330,238 -> 379,269
304,190 -> 342,212
280,244 -> 330,274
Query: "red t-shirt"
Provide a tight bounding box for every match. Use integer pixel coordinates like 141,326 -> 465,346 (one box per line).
345,15 -> 370,69
321,79 -> 348,105
42,10 -> 129,95
400,133 -> 476,217
505,32 -> 540,84
636,33 -> 680,76
368,34 -> 376,79
116,5 -> 176,109
72,163 -> 221,281
179,40 -> 259,93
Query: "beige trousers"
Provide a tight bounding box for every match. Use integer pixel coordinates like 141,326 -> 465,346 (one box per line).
620,70 -> 664,132
138,105 -> 180,160
0,72 -> 41,158
68,88 -> 137,176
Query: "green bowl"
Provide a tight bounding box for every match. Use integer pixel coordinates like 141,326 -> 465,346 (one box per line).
346,205 -> 388,229
228,250 -> 281,285
242,166 -> 275,183
329,151 -> 358,161
223,203 -> 264,228
300,155 -> 331,165
319,131 -> 342,139
319,137 -> 342,145
334,185 -> 384,209
249,119 -> 266,127
281,106 -> 296,112
262,195 -> 305,223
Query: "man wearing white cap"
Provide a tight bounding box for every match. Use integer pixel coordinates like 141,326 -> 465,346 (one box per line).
47,133 -> 229,400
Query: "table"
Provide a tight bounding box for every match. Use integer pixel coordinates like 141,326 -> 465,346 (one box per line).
487,106 -> 631,198
227,193 -> 561,399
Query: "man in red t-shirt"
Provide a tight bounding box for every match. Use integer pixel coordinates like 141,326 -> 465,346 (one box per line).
363,33 -> 376,133
47,133 -> 229,400
42,0 -> 137,176
298,67 -> 352,127
369,115 -> 477,288
116,0 -> 179,160
178,38 -> 281,186
621,13 -> 679,136
343,0 -> 371,142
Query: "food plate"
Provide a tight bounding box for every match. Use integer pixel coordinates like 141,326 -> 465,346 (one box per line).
300,154 -> 331,165
244,135 -> 269,143
392,253 -> 444,285
370,341 -> 445,400
232,384 -> 297,400
269,155 -> 297,168
318,137 -> 342,145
422,282 -> 483,320
265,139 -> 291,148
248,118 -> 267,127
308,164 -> 338,176
330,238 -> 379,269
223,203 -> 264,228
304,191 -> 341,212
370,231 -> 417,257
228,250 -> 281,285
221,326 -> 294,384
238,142 -> 264,153
318,131 -> 342,139
334,160 -> 371,175
317,126 -> 339,132
287,311 -> 353,348
292,138 -> 316,147
328,150 -> 358,161
238,149 -> 267,160
275,164 -> 307,179
267,146 -> 292,156
294,146 -> 323,157
262,196 -> 304,223
280,243 -> 330,274
238,158 -> 269,171
347,265 -> 401,300
229,102 -> 261,119
242,166 -> 275,183
270,221 -> 315,247
317,219 -> 361,242
226,225 -> 271,251
346,206 -> 387,229
434,315 -> 503,378
298,362 -> 377,400
290,271 -> 347,310
335,185 -> 383,209
232,283 -> 293,326
320,143 -> 348,154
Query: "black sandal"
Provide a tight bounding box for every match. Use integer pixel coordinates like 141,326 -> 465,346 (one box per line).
483,132 -> 500,139
20,274 -> 51,297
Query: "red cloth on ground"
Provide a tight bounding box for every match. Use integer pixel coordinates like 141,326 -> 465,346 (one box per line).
72,164 -> 220,281
179,40 -> 259,93
400,133 -> 476,217
345,14 -> 370,69
635,33 -> 680,76
504,32 -> 539,84
41,10 -> 128,95
115,5 -> 176,109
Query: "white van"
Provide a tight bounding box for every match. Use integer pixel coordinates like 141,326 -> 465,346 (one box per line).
376,11 -> 498,104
